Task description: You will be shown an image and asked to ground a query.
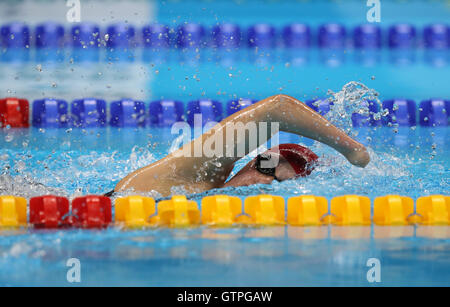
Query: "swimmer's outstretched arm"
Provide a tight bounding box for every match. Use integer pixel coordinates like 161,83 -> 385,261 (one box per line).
114,94 -> 370,195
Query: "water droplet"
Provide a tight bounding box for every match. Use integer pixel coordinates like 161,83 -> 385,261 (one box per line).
5,134 -> 13,142
324,81 -> 382,136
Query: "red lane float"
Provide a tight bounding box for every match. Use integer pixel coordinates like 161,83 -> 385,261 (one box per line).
0,98 -> 30,128
30,195 -> 70,228
71,195 -> 112,228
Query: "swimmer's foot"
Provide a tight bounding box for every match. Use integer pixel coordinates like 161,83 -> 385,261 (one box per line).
345,148 -> 370,168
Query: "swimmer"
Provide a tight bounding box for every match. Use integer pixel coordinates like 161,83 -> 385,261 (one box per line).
106,94 -> 370,197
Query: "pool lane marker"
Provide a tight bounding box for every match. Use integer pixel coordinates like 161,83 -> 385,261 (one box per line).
115,196 -> 156,228
287,196 -> 328,226
0,196 -> 27,227
416,195 -> 450,225
30,195 -> 71,228
1,97 -> 449,129
244,195 -> 285,225
0,98 -> 30,128
156,195 -> 201,227
329,195 -> 372,226
71,195 -> 112,228
3,22 -> 449,50
373,195 -> 415,226
0,194 -> 449,229
202,195 -> 242,226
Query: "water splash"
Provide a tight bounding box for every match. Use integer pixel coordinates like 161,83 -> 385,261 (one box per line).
0,173 -> 66,198
0,145 -> 156,199
323,81 -> 384,135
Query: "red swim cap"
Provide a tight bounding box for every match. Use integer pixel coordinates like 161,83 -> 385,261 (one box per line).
277,144 -> 319,177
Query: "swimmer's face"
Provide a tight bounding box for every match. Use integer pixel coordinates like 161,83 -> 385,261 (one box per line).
222,150 -> 297,188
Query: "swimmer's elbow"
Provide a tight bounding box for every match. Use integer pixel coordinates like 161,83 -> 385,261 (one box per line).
271,94 -> 295,103
349,149 -> 371,168
359,155 -> 370,168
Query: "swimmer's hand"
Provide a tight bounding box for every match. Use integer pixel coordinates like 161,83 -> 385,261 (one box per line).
345,147 -> 370,168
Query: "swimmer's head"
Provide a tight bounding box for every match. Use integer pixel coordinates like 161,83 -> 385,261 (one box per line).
223,144 -> 318,188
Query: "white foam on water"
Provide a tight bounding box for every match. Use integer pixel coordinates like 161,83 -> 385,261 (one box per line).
324,81 -> 384,136
0,146 -> 157,198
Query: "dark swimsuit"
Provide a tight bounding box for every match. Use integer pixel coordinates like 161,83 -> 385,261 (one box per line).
104,190 -> 115,197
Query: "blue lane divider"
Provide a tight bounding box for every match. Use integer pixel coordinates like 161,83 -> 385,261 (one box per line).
389,24 -> 417,49
71,98 -> 107,128
32,99 -> 68,128
354,24 -> 382,49
352,100 -> 382,127
3,97 -> 450,129
212,23 -> 241,48
419,99 -> 450,127
226,99 -> 257,116
1,22 -> 30,48
110,99 -> 146,127
35,22 -> 65,49
149,100 -> 184,127
248,24 -> 276,48
383,99 -> 417,126
424,24 -> 449,49
106,23 -> 136,49
305,99 -> 333,115
187,99 -> 222,126
177,23 -> 206,49
1,22 -> 449,50
72,23 -> 100,49
318,23 -> 346,48
283,24 -> 311,48
143,24 -> 170,49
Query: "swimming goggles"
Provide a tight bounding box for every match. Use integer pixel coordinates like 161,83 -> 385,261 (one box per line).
255,153 -> 281,182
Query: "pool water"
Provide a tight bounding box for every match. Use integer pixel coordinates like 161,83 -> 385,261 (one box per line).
0,125 -> 449,286
0,0 -> 449,286
0,126 -> 448,199
1,225 -> 450,286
